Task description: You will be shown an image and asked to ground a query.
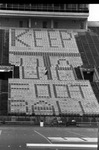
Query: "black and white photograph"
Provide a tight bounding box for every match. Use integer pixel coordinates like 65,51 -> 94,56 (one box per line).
0,3 -> 98,150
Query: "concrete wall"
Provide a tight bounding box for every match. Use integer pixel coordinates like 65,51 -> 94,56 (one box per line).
54,19 -> 81,29
31,18 -> 51,28
0,17 -> 86,29
0,18 -> 28,27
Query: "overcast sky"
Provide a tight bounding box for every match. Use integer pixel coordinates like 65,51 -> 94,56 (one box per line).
88,4 -> 99,21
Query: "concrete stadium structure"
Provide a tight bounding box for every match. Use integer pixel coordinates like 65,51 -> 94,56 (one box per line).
0,4 -> 99,125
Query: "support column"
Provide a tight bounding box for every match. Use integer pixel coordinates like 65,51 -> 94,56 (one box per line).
51,19 -> 53,29
29,18 -> 31,28
85,19 -> 88,30
81,19 -> 87,30
64,4 -> 66,11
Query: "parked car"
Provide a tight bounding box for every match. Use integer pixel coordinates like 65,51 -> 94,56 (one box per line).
66,119 -> 77,126
50,118 -> 65,127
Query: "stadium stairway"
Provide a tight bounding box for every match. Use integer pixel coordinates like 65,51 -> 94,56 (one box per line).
56,101 -> 61,115
76,33 -> 93,65
78,101 -> 85,115
91,82 -> 99,103
13,66 -> 20,78
0,80 -> 8,115
0,29 -> 9,65
0,29 -> 9,115
74,67 -> 83,80
75,34 -> 90,66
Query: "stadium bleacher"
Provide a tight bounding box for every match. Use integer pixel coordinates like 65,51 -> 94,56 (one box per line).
5,26 -> 99,116
8,77 -> 99,116
9,29 -> 79,53
75,29 -> 99,66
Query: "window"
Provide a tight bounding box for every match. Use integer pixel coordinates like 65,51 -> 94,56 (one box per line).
73,20 -> 75,23
43,21 -> 47,28
60,4 -> 64,11
66,4 -> 72,9
27,20 -> 29,27
80,22 -> 84,29
72,4 -> 77,10
47,4 -> 53,11
42,4 -> 47,10
54,22 -> 58,28
19,21 -> 23,27
54,4 -> 60,11
78,4 -> 85,9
